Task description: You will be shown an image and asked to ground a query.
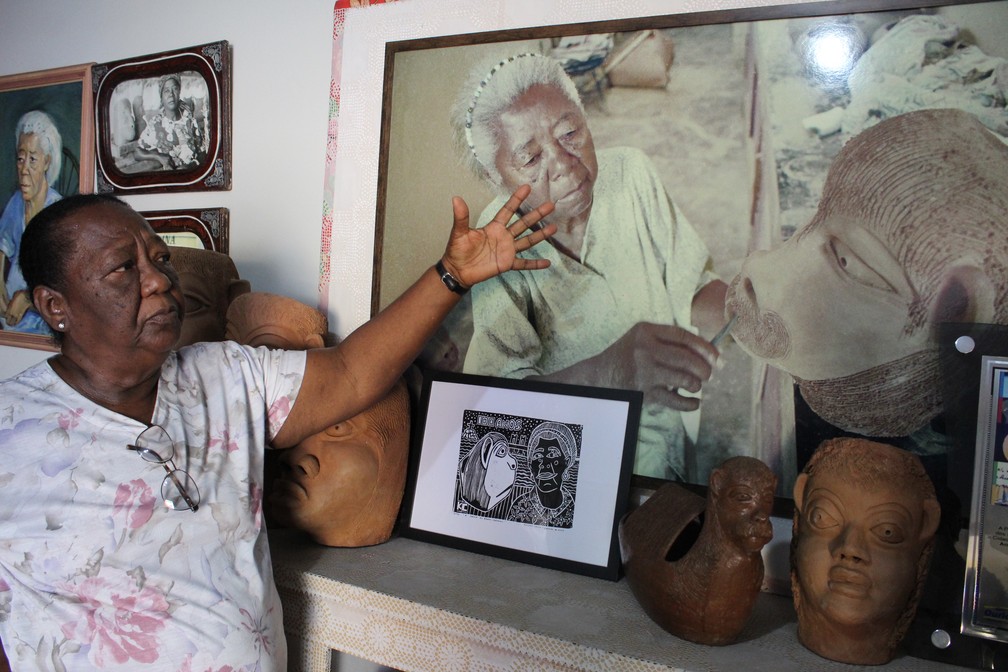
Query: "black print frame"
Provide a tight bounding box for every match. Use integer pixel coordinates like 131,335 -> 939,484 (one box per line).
962,355 -> 1008,643
92,40 -> 232,194
141,207 -> 230,253
402,371 -> 641,580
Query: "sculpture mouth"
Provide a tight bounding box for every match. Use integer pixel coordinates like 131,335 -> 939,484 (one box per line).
827,566 -> 871,597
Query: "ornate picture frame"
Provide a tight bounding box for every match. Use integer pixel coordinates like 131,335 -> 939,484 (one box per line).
141,207 -> 230,253
92,40 -> 232,194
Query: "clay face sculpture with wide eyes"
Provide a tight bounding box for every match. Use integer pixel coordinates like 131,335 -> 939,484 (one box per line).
791,437 -> 941,665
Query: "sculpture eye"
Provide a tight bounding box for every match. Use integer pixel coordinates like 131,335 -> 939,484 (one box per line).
872,522 -> 905,544
828,237 -> 896,292
807,505 -> 838,530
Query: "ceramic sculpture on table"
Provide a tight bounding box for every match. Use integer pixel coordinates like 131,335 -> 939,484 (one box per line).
791,437 -> 941,665
226,291 -> 411,547
620,456 -> 776,645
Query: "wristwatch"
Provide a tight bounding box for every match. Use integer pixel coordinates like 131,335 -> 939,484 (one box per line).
435,259 -> 469,295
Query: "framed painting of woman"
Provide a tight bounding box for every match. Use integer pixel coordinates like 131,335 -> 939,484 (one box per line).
0,63 -> 94,350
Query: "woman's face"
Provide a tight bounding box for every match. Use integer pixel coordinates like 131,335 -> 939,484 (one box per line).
528,436 -> 568,496
725,215 -> 928,381
16,132 -> 50,203
160,78 -> 180,116
54,203 -> 184,366
493,84 -> 597,228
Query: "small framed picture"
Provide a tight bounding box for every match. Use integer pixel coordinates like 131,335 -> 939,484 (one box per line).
402,371 -> 642,580
141,207 -> 230,253
92,40 -> 232,194
963,355 -> 1008,643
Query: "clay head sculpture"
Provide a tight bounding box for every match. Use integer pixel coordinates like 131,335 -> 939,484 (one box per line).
791,437 -> 941,664
225,291 -> 329,350
726,109 -> 1008,436
169,246 -> 250,347
223,291 -> 408,547
268,378 -> 410,547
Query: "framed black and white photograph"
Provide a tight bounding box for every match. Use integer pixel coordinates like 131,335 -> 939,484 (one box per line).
141,207 -> 230,253
353,0 -> 1008,504
0,62 -> 94,351
402,371 -> 641,580
962,355 -> 1008,643
92,40 -> 232,194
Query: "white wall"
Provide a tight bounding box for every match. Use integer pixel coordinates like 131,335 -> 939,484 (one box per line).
0,0 -> 335,377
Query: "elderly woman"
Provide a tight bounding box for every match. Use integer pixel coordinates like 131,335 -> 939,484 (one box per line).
511,420 -> 579,527
452,52 -> 726,480
133,73 -> 205,170
0,110 -> 62,334
0,188 -> 554,669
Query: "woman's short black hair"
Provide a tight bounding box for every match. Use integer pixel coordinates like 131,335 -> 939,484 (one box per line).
19,193 -> 130,295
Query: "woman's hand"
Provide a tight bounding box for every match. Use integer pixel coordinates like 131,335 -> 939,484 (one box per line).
440,184 -> 556,289
589,322 -> 719,411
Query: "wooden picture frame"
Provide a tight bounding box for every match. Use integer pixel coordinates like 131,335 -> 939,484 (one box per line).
0,62 -> 94,352
402,371 -> 641,580
141,207 -> 230,253
92,40 -> 232,194
351,0 -> 1008,503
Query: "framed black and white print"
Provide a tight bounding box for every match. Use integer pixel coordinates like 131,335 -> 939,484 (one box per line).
92,40 -> 232,194
402,371 -> 642,580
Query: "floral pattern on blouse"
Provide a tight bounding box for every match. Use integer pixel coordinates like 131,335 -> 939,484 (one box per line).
0,342 -> 306,671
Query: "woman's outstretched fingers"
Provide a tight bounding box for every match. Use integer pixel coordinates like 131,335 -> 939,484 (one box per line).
490,184 -> 533,226
451,195 -> 471,234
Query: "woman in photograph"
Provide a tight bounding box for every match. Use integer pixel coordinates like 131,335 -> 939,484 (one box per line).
451,52 -> 727,481
0,109 -> 62,335
134,73 -> 206,171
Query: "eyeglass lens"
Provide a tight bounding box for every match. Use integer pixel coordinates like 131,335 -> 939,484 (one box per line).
130,425 -> 200,512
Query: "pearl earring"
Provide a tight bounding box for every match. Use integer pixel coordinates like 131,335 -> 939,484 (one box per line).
57,321 -> 66,330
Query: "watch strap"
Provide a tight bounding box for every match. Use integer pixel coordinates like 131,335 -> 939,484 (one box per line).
435,259 -> 469,295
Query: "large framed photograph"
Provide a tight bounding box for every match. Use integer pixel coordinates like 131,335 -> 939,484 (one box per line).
0,62 -> 94,351
141,207 -> 230,253
357,0 -> 1008,503
402,371 -> 642,580
962,355 -> 1008,643
92,40 -> 232,194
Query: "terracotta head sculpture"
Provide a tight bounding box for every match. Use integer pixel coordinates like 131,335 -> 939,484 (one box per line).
268,378 -> 410,547
726,109 -> 1008,436
791,437 -> 941,664
225,291 -> 329,350
169,246 -> 250,347
224,292 -> 407,547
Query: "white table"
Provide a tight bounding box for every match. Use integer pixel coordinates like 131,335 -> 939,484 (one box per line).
270,530 -> 972,672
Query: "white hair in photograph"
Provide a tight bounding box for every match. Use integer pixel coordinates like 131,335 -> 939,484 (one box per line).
15,110 -> 63,186
450,52 -> 583,187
